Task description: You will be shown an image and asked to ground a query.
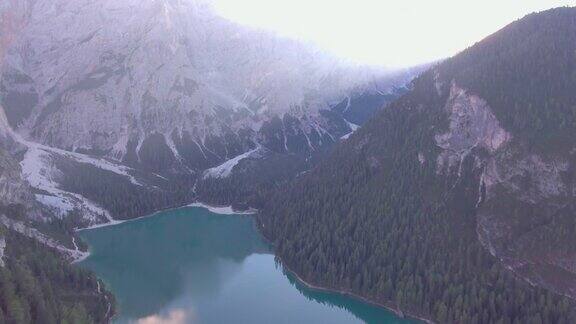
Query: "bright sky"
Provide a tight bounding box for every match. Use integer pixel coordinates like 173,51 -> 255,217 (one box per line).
212,0 -> 576,68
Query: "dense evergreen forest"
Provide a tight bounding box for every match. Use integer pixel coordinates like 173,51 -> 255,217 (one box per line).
196,151 -> 323,209
56,158 -> 194,221
259,7 -> 576,323
0,227 -> 112,324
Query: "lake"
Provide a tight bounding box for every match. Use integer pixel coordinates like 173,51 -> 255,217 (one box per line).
79,206 -> 412,324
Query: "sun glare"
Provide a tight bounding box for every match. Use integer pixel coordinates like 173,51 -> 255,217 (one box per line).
212,0 -> 576,67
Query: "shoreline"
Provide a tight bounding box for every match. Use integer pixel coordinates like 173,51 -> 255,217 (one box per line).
187,202 -> 257,215
72,201 -> 252,264
280,258 -> 435,324
255,221 -> 435,324
76,201 -> 254,233
71,200 -> 255,320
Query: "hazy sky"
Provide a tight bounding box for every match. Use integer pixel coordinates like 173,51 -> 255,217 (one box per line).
213,0 -> 576,68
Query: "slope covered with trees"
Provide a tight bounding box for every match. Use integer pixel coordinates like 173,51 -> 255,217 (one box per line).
441,7 -> 576,149
56,158 -> 193,221
0,227 -> 113,324
0,147 -> 113,323
258,7 -> 576,323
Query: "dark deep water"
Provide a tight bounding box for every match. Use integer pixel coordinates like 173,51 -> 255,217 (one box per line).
79,206 -> 413,324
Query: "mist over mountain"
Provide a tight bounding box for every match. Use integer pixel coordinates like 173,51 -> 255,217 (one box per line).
2,0 -> 404,162
0,0 -> 418,225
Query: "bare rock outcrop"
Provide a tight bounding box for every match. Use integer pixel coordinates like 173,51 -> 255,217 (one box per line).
435,82 -> 511,174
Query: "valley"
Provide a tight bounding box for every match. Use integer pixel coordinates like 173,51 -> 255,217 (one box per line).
0,1 -> 575,323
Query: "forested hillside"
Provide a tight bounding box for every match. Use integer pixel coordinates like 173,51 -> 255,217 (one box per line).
0,227 -> 113,323
259,7 -> 576,323
0,147 -> 113,323
441,7 -> 576,148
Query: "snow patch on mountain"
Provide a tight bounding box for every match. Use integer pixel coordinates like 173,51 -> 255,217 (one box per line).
35,194 -> 73,217
20,146 -> 113,223
203,147 -> 261,179
341,120 -> 360,140
188,202 -> 256,215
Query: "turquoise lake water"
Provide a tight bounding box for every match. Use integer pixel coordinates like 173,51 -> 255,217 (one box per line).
79,206 -> 412,324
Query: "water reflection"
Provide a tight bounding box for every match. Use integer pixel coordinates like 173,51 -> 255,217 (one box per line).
137,309 -> 191,324
284,268 -> 409,324
80,208 -> 268,321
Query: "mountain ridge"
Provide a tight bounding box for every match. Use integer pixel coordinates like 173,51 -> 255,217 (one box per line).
0,0 -> 419,228
259,7 -> 576,323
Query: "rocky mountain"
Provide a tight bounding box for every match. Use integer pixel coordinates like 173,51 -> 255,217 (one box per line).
1,0 -> 411,171
0,0 -> 417,225
259,7 -> 576,323
0,95 -> 113,323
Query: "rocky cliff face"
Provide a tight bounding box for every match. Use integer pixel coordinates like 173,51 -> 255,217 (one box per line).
1,0 -> 411,177
0,6 -> 39,220
0,0 -> 416,244
435,82 -> 511,174
0,148 -> 31,208
432,70 -> 576,300
0,235 -> 5,267
476,147 -> 576,299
